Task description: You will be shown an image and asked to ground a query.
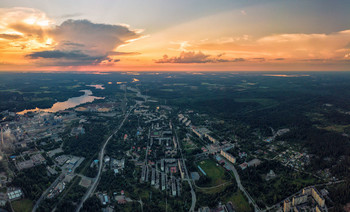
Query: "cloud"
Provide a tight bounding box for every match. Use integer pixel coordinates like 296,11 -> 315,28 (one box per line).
155,51 -> 211,63
345,42 -> 350,49
0,33 -> 22,40
170,41 -> 191,51
217,58 -> 245,62
27,50 -> 106,66
28,50 -> 102,60
241,10 -> 247,15
29,19 -> 142,65
155,51 -> 247,63
299,58 -> 327,62
57,13 -> 83,19
108,51 -> 141,56
38,19 -> 141,65
0,7 -> 53,27
252,57 -> 265,62
51,19 -> 140,55
0,7 -> 142,66
61,41 -> 85,47
195,29 -> 350,63
9,23 -> 46,41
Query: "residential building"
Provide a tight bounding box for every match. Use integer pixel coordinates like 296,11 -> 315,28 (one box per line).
220,150 -> 236,164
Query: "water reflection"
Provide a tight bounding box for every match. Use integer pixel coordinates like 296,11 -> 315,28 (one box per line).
17,90 -> 104,115
87,84 -> 105,90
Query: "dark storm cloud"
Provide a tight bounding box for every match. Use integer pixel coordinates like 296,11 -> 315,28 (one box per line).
27,50 -> 103,60
27,50 -> 106,66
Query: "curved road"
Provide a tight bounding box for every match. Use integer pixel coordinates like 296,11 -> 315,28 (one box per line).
75,105 -> 135,212
225,161 -> 260,212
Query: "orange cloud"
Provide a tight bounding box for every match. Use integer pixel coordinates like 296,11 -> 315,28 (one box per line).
194,30 -> 350,63
155,51 -> 246,63
0,7 -> 142,67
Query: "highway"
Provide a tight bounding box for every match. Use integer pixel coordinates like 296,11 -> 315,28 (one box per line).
75,105 -> 134,212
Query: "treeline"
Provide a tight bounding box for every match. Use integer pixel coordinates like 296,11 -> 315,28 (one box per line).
56,177 -> 86,212
196,184 -> 239,208
9,165 -> 56,201
239,160 -> 319,207
279,127 -> 350,175
81,196 -> 102,212
329,178 -> 350,211
63,123 -> 109,158
97,159 -> 136,195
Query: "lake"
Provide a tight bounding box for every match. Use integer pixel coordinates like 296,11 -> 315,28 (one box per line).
86,84 -> 105,90
17,90 -> 104,115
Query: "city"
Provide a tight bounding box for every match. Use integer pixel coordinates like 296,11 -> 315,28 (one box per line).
1,0 -> 350,211
1,71 -> 350,212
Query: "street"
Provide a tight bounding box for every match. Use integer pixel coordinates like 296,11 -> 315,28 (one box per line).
223,158 -> 261,212
32,172 -> 64,212
173,124 -> 197,212
75,105 -> 135,212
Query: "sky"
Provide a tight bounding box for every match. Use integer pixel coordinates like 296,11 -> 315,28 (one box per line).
0,0 -> 350,72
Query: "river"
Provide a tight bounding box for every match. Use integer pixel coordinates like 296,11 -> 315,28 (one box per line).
17,90 -> 104,115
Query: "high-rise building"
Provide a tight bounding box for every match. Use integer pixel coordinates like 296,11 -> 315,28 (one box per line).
283,199 -> 291,212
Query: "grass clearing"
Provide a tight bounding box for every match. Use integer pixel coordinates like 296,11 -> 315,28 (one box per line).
226,191 -> 251,212
197,183 -> 232,194
197,159 -> 227,186
183,139 -> 197,152
12,199 -> 33,212
319,124 -> 350,133
66,84 -> 81,89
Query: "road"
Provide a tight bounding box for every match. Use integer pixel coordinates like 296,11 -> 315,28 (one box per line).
224,159 -> 261,212
32,157 -> 84,212
75,105 -> 135,212
173,124 -> 196,212
32,172 -> 64,212
262,179 -> 345,211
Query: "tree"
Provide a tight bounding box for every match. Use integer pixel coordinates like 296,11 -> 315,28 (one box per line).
81,196 -> 102,212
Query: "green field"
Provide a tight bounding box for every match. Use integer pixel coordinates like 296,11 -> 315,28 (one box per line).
12,199 -> 33,212
197,159 -> 227,186
226,191 -> 251,212
182,139 -> 198,154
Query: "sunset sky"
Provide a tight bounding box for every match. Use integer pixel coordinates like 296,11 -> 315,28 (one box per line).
0,0 -> 350,71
